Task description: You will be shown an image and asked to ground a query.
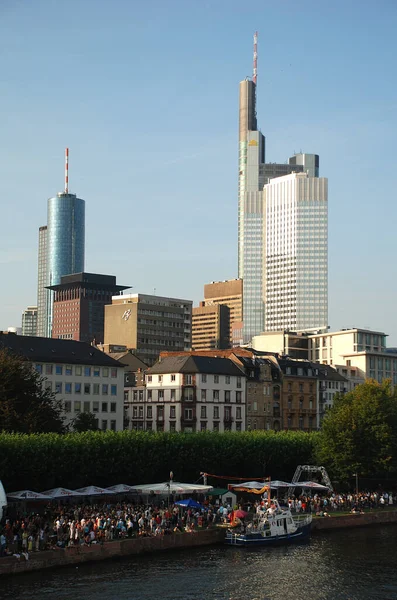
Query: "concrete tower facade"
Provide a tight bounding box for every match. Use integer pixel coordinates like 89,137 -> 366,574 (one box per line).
37,225 -> 48,337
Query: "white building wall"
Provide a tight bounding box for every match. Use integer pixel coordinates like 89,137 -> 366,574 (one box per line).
37,361 -> 125,431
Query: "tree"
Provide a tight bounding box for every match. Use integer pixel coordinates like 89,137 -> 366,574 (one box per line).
0,349 -> 65,433
72,412 -> 99,432
315,380 -> 397,481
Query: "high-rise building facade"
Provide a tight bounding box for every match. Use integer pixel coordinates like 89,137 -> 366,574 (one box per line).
192,304 -> 230,351
203,279 -> 243,347
21,306 -> 38,337
263,172 -> 328,331
238,35 -> 327,342
104,294 -> 193,366
36,150 -> 85,338
36,225 -> 48,337
49,273 -> 129,344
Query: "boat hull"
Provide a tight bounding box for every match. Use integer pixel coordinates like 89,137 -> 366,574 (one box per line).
225,522 -> 311,547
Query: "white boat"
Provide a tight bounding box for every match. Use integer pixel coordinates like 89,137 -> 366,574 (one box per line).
225,499 -> 312,547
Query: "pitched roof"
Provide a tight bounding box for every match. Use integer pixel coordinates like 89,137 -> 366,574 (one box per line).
108,352 -> 148,371
148,355 -> 245,376
0,332 -> 124,367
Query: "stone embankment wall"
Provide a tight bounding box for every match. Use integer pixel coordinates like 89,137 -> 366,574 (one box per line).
312,509 -> 397,531
0,528 -> 225,576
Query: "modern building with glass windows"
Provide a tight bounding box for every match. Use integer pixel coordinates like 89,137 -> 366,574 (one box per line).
45,192 -> 85,337
263,172 -> 328,332
37,225 -> 48,337
21,306 -> 38,337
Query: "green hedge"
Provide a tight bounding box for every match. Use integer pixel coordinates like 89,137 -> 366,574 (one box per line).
0,430 -> 318,493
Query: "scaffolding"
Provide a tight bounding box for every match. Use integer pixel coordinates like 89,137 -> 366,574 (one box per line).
288,465 -> 333,497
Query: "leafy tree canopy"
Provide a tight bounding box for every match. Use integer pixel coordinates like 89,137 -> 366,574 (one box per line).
72,412 -> 98,432
0,348 -> 65,434
315,380 -> 397,480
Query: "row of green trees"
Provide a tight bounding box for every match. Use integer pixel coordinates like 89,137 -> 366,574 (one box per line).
1,348 -> 397,491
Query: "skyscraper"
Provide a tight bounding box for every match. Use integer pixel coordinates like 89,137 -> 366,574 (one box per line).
36,225 -> 48,337
21,306 -> 38,336
263,172 -> 328,332
36,149 -> 85,337
238,35 -> 328,342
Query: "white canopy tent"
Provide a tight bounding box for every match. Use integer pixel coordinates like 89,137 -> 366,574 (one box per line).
106,484 -> 137,494
128,481 -> 213,496
43,487 -> 84,498
75,486 -> 115,496
293,481 -> 330,491
7,490 -> 53,501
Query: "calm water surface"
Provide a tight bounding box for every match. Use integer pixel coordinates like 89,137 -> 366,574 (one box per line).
1,525 -> 397,600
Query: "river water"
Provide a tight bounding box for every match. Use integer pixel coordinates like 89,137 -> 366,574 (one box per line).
1,525 -> 397,600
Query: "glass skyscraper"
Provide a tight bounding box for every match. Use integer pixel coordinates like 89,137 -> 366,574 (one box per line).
46,192 -> 85,336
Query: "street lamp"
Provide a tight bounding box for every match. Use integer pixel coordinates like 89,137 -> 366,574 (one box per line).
353,473 -> 359,495
168,471 -> 174,508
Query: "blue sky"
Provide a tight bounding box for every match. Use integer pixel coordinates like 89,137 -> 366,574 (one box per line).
1,0 -> 396,343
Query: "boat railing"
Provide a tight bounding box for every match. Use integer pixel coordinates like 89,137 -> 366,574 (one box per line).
293,513 -> 312,526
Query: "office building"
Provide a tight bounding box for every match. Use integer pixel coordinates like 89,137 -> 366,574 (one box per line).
49,272 -> 130,344
263,172 -> 328,332
37,225 -> 48,337
104,293 -> 192,366
37,149 -> 85,338
238,35 -> 327,342
0,332 -> 125,431
192,304 -> 230,351
203,279 -> 243,347
21,306 -> 38,337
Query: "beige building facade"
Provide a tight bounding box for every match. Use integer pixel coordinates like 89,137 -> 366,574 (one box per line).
192,304 -> 229,351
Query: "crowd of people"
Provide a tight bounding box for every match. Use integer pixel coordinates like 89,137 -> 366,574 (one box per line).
0,500 -> 216,558
0,490 -> 395,558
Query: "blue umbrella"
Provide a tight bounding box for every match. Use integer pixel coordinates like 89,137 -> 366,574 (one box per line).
175,498 -> 203,509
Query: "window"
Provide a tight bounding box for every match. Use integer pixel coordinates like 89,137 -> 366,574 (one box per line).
102,368 -> 109,377
65,382 -> 72,394
138,407 -> 144,419
45,364 -> 53,375
213,390 -> 219,401
84,383 -> 90,395
35,364 -> 43,374
225,376 -> 230,384
158,390 -> 164,401
235,422 -> 242,432
75,366 -> 82,376
102,384 -> 108,395
102,402 -> 108,412
299,383 -> 303,392
111,368 -> 117,378
170,389 -> 176,401
170,406 -> 176,419
84,367 -> 91,377
93,383 -> 99,395
147,375 -> 152,382
200,406 -> 207,419
133,407 -> 138,418
201,389 -> 207,401
102,420 -> 107,431
64,401 -> 72,413
158,375 -> 162,383
93,367 -> 100,377
147,406 -> 153,418
236,407 -> 242,420
93,401 -> 99,413
224,390 -> 231,403
65,365 -> 72,376
200,422 -> 207,432
237,377 -> 242,389
146,422 -> 152,431
169,422 -> 176,432
110,402 -> 117,413
83,401 -> 90,413
55,382 -> 62,394
74,401 -> 81,413
133,390 -> 138,401
185,374 -> 193,384
55,365 -> 63,375
213,406 -> 219,419
253,401 -> 257,412
111,385 -> 117,396
184,408 -> 193,420
214,375 -> 219,384
202,374 -> 207,383
147,390 -> 152,401
183,388 -> 194,401
139,390 -> 143,401
75,383 -> 82,394
236,391 -> 242,403
171,374 -> 176,382
213,422 -> 219,432
110,420 -> 116,431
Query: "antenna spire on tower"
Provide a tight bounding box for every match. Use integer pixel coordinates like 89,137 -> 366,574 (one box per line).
253,31 -> 258,84
65,147 -> 69,193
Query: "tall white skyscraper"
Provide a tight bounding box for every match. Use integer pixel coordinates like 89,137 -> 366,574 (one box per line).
263,172 -> 328,331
